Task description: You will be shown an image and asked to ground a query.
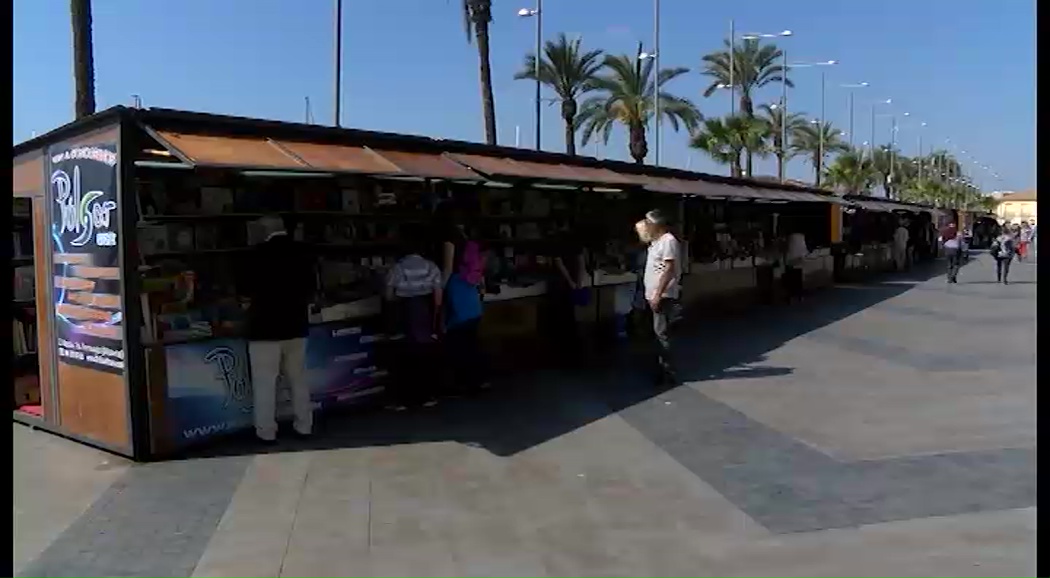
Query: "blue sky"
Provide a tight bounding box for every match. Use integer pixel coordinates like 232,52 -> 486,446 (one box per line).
14,0 -> 1035,191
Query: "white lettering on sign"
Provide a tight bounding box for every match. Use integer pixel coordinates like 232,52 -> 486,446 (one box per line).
52,165 -> 117,248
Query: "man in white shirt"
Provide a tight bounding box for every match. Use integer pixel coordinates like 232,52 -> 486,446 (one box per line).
783,226 -> 808,303
893,219 -> 910,271
642,209 -> 682,386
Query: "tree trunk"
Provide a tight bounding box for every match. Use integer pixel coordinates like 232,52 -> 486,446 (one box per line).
745,148 -> 754,178
739,92 -> 754,118
561,99 -> 577,156
731,152 -> 742,178
814,153 -> 822,187
472,12 -> 497,145
776,151 -> 784,182
629,120 -> 648,164
71,0 -> 95,119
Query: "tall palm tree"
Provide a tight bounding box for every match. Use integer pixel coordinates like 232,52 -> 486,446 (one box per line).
578,43 -> 702,164
791,121 -> 849,187
689,116 -> 746,177
71,0 -> 95,119
823,149 -> 877,195
514,33 -> 604,156
462,0 -> 497,145
758,103 -> 806,181
700,38 -> 791,118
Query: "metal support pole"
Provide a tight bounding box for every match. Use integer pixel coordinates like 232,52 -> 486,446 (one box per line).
653,0 -> 661,165
729,19 -> 735,117
818,69 -> 825,184
333,0 -> 342,127
780,50 -> 788,183
534,0 -> 542,151
848,91 -> 854,149
869,105 -> 876,161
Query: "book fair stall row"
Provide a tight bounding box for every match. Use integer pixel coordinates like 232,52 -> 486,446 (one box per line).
11,106 -> 938,460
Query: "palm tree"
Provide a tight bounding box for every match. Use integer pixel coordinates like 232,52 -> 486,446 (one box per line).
823,149 -> 877,195
688,114 -> 764,175
462,0 -> 497,145
758,103 -> 806,181
578,43 -> 702,164
791,120 -> 849,187
514,34 -> 604,156
700,38 -> 791,118
71,0 -> 95,119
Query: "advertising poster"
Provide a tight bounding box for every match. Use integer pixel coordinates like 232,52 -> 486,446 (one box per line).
165,338 -> 255,445
49,143 -> 125,374
164,318 -> 389,448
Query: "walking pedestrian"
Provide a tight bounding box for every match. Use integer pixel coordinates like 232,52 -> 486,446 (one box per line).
541,220 -> 586,368
939,222 -> 962,284
783,224 -> 808,303
893,218 -> 910,271
641,210 -> 682,386
1017,221 -> 1033,261
990,228 -> 1017,285
244,216 -> 315,443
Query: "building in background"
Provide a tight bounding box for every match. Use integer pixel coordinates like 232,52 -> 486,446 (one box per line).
995,190 -> 1037,225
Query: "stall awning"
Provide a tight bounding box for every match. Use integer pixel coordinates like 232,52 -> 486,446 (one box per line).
274,141 -> 401,175
370,150 -> 482,181
853,199 -> 926,213
567,165 -> 643,187
634,176 -> 693,195
445,153 -> 619,185
150,131 -> 307,170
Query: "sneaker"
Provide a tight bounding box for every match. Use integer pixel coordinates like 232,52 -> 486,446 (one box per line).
422,399 -> 439,408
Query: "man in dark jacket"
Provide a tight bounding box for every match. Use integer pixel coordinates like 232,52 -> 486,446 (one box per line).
245,216 -> 315,442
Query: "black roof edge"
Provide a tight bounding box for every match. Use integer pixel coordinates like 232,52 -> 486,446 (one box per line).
13,106 -> 129,158
14,105 -> 828,201
126,108 -> 847,198
842,194 -> 939,211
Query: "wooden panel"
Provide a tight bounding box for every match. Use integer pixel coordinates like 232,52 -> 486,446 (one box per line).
370,149 -> 481,181
32,198 -> 55,422
56,361 -> 130,450
154,131 -> 305,169
144,346 -> 171,456
276,141 -> 400,174
14,150 -> 44,197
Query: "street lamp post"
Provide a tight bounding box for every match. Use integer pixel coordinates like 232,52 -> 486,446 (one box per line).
729,19 -> 735,116
334,0 -> 342,127
840,82 -> 869,149
869,98 -> 892,160
787,59 -> 837,184
654,0 -> 660,165
740,29 -> 793,182
517,4 -> 542,151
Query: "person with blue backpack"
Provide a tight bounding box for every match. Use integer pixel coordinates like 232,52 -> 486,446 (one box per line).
439,206 -> 490,394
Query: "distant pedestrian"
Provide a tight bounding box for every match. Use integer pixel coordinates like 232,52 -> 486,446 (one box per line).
939,222 -> 961,284
990,229 -> 1017,285
783,224 -> 808,303
641,209 -> 682,386
1017,221 -> 1033,261
893,219 -> 910,271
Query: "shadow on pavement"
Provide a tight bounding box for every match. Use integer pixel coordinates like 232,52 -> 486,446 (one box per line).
179,261 -> 950,462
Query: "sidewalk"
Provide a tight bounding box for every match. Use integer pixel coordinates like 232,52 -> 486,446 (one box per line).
14,253 -> 1036,577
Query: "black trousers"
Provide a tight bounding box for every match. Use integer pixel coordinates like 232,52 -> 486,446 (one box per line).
996,256 -> 1013,283
445,318 -> 487,393
649,298 -> 679,379
390,340 -> 437,406
783,266 -> 804,301
945,247 -> 961,282
540,290 -> 580,366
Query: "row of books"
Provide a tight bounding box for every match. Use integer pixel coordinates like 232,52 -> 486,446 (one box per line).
13,318 -> 36,357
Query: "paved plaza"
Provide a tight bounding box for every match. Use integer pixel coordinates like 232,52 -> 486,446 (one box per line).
14,254 -> 1036,577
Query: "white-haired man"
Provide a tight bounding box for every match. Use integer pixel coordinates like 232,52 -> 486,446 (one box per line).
642,209 -> 682,386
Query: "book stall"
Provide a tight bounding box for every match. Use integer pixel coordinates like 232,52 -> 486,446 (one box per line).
12,106 -> 849,460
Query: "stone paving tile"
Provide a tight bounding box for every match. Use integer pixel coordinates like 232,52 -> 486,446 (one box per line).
18,457 -> 251,578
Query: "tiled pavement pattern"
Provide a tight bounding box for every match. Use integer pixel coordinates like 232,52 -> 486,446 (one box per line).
14,254 -> 1036,577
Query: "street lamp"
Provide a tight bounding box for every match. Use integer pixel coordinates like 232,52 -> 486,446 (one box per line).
518,3 -> 542,151
869,98 -> 892,160
839,82 -> 869,148
788,59 -> 837,184
639,49 -> 661,165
